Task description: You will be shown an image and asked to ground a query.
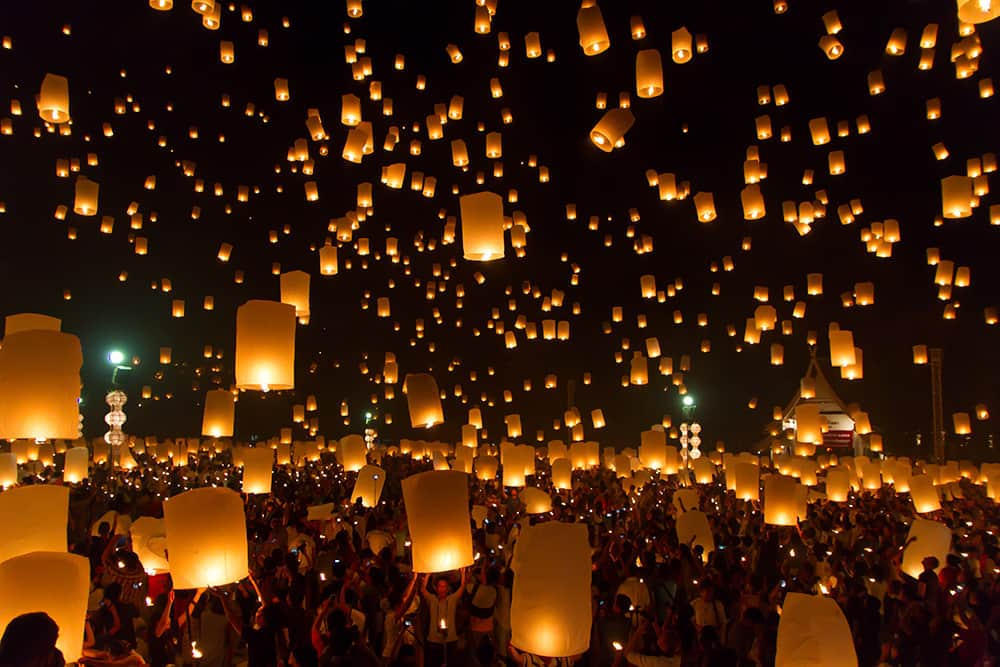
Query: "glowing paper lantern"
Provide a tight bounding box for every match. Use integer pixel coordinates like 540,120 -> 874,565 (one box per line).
38,73 -> 70,123
338,434 -> 368,472
953,412 -> 971,435
776,593 -> 857,667
734,462 -> 759,500
639,430 -> 666,469
163,487 -> 248,589
401,470 -> 473,573
460,192 -> 505,261
3,313 -> 61,335
590,109 -> 634,151
235,300 -> 296,391
319,243 -> 338,275
130,517 -> 169,574
692,458 -> 715,484
909,474 -> 941,513
73,176 -> 98,216
475,455 -> 498,481
576,4 -> 610,55
825,468 -> 850,502
63,446 -> 88,483
511,522 -> 591,657
0,330 -> 82,440
941,175 -> 973,218
0,454 -> 14,488
635,49 -> 663,98
0,552 -> 89,662
764,475 -> 798,526
404,373 -> 444,428
0,485 -> 68,564
520,487 -> 552,514
351,464 -> 385,507
828,330 -> 856,367
673,488 -> 699,513
958,0 -> 1000,24
201,389 -> 234,437
280,270 -> 311,322
795,404 -> 821,444
671,27 -> 693,63
241,447 -> 274,494
900,518 -> 951,578
551,458 -> 572,489
676,510 -> 713,560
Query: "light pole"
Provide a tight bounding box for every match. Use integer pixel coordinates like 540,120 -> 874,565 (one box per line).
681,394 -> 696,421
106,350 -> 133,469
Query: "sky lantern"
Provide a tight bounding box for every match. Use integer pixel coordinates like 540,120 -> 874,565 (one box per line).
551,458 -> 572,489
241,447 -> 274,494
351,464 -> 385,507
671,27 -> 693,63
635,49 -> 663,98
319,242 -> 338,275
909,474 -> 941,513
201,389 -> 234,437
957,0 -> 1000,23
733,461 -> 759,500
38,73 -> 70,123
404,373 -> 444,428
829,329 -> 856,367
402,470 -> 473,573
235,300 -> 296,392
521,487 -> 552,514
0,552 -> 89,663
280,270 -> 311,322
511,522 -> 591,657
576,4 -> 610,55
163,487 -> 248,589
3,313 -> 61,335
941,175 -> 973,218
953,412 -> 972,434
0,329 -> 82,441
676,510 -> 714,560
475,455 -> 498,481
826,467 -> 850,501
900,518 -> 951,578
764,475 -> 798,526
338,435 -> 368,472
0,485 -> 68,564
73,176 -> 98,216
629,352 -> 648,385
130,517 -> 169,574
693,192 -> 717,221
776,593 -> 857,667
795,404 -> 821,443
460,192 -> 505,261
590,109 -> 634,151
63,447 -> 88,483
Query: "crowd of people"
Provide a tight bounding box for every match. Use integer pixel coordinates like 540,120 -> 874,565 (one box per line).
2,448 -> 999,667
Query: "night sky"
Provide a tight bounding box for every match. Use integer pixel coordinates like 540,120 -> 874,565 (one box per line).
0,0 -> 997,458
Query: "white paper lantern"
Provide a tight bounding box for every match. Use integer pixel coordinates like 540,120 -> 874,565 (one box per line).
163,487 -> 248,589
0,552 -> 89,662
511,522 -> 591,657
402,470 -> 473,573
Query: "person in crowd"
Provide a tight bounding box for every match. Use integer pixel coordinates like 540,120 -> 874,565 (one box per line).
34,448 -> 1000,667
